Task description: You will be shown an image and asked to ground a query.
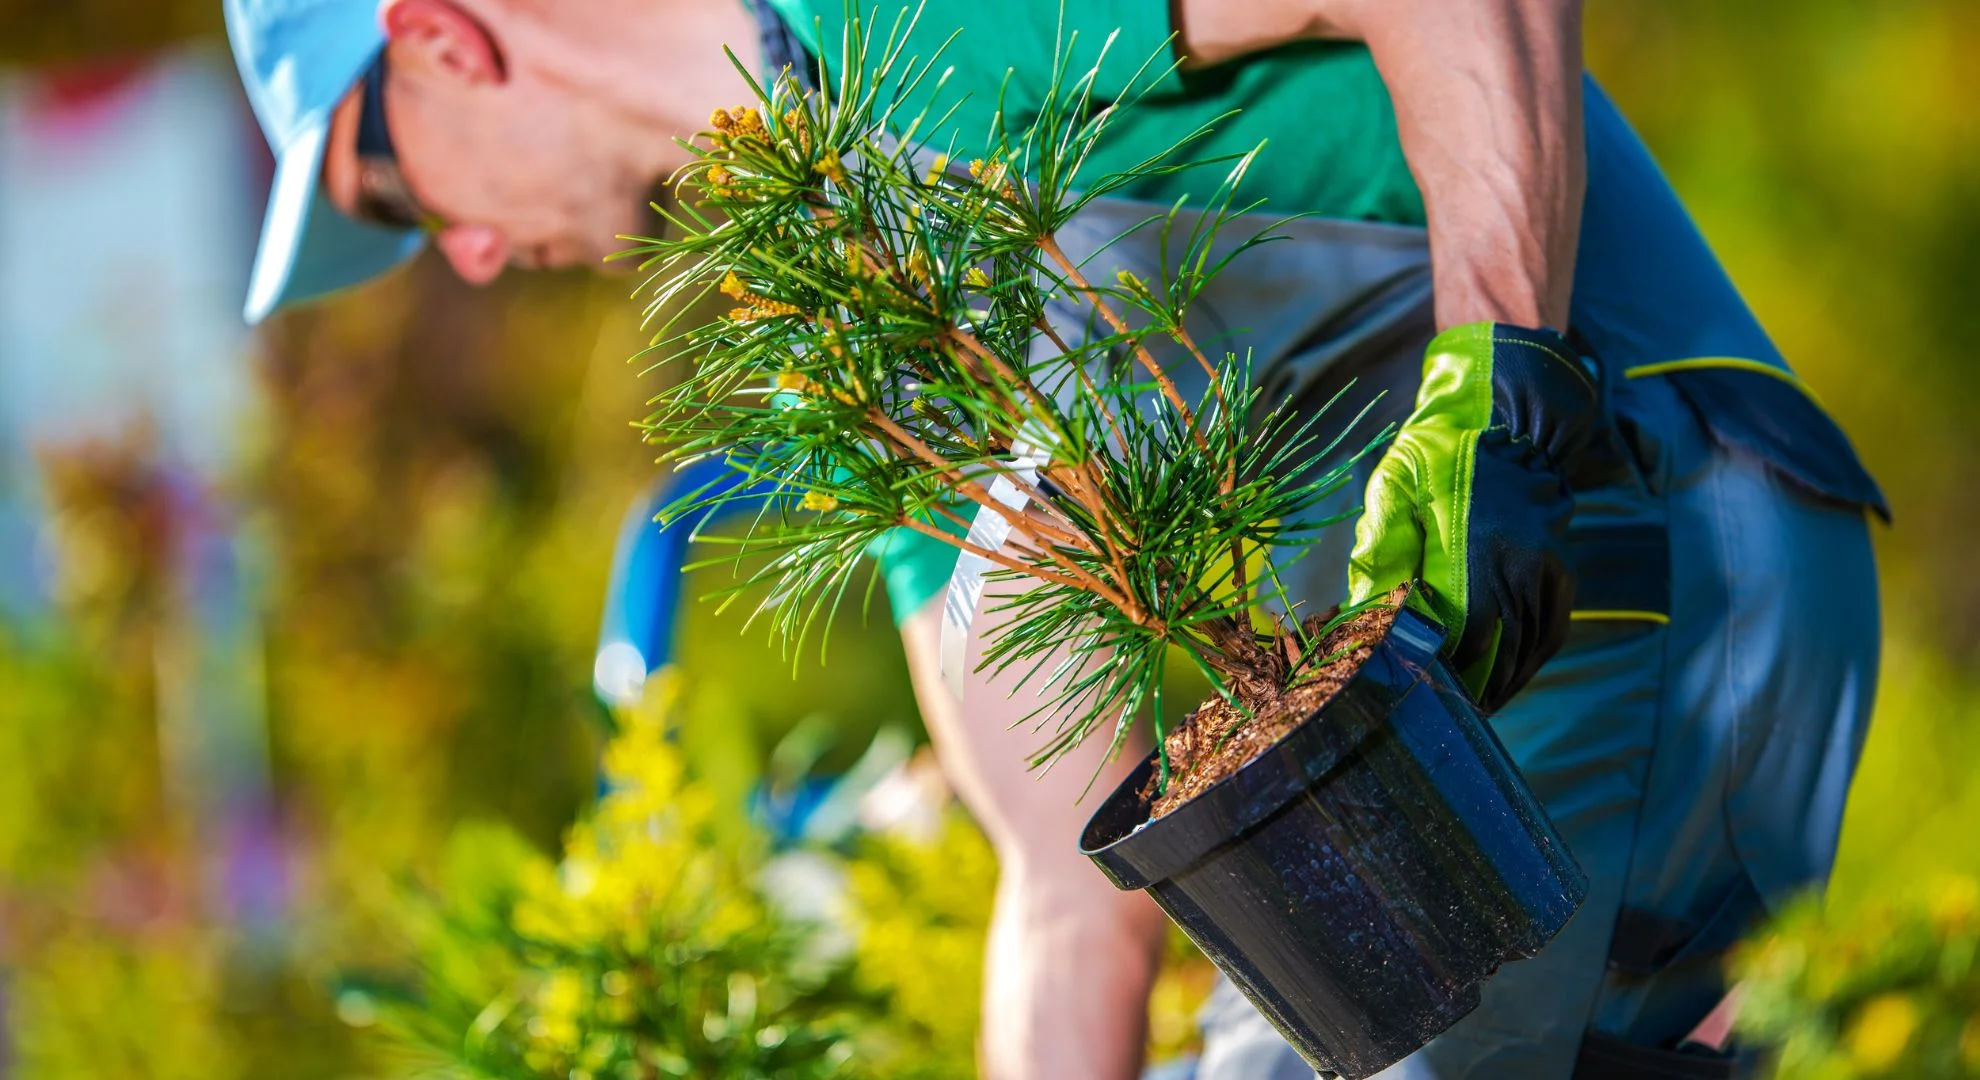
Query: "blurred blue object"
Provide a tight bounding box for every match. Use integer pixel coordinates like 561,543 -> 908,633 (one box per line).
593,458 -> 776,707
751,777 -> 841,845
223,0 -> 423,323
595,460 -> 924,851
754,722 -> 919,846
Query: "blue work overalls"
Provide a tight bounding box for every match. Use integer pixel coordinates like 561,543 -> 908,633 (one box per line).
1041,81 -> 1883,1080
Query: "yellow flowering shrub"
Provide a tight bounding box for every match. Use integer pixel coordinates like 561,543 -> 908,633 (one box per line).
843,812 -> 996,1076
364,690 -> 873,1079
1734,877 -> 1980,1078
1147,928 -> 1221,1065
842,803 -> 1217,1073
9,925 -> 237,1079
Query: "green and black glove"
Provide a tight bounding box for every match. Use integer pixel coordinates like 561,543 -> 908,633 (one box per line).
1348,322 -> 1632,712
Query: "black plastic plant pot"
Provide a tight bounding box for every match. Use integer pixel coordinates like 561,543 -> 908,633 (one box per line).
1079,599 -> 1589,1080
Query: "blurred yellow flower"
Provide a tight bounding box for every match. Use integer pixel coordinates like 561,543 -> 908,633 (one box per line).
530,963 -> 582,1022
846,812 -> 995,1072
1740,931 -> 1807,986
1928,875 -> 1979,936
802,491 -> 840,513
1845,992 -> 1919,1071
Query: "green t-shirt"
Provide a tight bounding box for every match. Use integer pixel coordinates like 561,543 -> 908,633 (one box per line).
770,0 -> 1423,223
762,0 -> 1424,621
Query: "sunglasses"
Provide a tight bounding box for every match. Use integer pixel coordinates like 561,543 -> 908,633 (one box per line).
353,51 -> 444,233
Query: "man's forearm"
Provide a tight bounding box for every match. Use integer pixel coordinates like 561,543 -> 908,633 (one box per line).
1353,0 -> 1585,330
1177,0 -> 1587,330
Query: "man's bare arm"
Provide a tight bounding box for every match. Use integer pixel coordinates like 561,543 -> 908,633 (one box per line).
899,596 -> 1168,1080
1174,0 -> 1587,330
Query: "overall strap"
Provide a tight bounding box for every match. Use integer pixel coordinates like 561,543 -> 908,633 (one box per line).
743,0 -> 819,93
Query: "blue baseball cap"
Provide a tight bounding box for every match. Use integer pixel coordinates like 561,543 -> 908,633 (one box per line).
225,0 -> 426,324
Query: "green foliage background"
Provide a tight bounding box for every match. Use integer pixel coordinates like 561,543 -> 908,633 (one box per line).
1731,877 -> 1980,1078
0,2 -> 1975,1076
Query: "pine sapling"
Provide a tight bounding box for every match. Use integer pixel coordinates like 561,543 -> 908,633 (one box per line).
625,7 -> 1392,802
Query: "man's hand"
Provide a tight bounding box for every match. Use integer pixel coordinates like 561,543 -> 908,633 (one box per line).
1347,322 -> 1627,710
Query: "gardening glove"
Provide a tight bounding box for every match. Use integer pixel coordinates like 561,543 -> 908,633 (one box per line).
1348,321 -> 1632,712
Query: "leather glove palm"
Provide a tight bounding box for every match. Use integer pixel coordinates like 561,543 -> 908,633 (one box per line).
1348,322 -> 1630,712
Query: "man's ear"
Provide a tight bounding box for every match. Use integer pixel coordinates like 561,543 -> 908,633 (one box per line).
377,0 -> 505,85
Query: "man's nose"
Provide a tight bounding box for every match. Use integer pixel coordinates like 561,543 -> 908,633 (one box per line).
434,225 -> 510,285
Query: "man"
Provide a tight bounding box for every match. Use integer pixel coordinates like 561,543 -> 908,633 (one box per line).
224,1 -> 1887,1076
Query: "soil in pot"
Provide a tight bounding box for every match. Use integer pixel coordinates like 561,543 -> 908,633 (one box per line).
1148,589 -> 1404,819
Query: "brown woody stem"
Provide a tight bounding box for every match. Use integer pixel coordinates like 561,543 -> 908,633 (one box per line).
1167,320 -> 1252,632
865,413 -> 1138,615
1036,316 -> 1134,459
941,323 -> 1140,584
1038,235 -> 1207,454
867,411 -> 1089,552
897,517 -> 1139,616
1170,323 -> 1231,419
1040,236 -> 1254,633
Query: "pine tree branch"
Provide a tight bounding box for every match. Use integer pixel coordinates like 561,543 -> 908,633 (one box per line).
1037,234 -> 1206,453
1040,236 -> 1257,634
863,413 -> 1141,619
864,410 -> 1090,554
1033,314 -> 1138,490
895,516 -> 1140,617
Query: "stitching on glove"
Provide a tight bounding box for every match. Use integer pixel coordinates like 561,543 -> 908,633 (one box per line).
1450,429 -> 1478,631
1467,336 -> 1495,425
1488,422 -> 1582,487
1495,329 -> 1596,393
1397,436 -> 1435,587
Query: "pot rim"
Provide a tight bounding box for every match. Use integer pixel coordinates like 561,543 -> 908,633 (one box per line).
1078,589 -> 1450,889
